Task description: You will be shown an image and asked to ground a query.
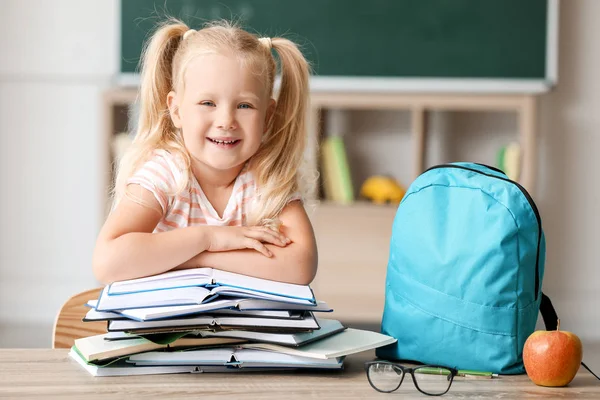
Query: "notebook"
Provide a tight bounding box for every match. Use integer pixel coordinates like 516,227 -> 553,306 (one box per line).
97,268 -> 314,312
84,298 -> 331,322
106,312 -> 320,333
127,347 -> 344,369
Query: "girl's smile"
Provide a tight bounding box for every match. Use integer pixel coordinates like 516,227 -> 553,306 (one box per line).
206,136 -> 242,149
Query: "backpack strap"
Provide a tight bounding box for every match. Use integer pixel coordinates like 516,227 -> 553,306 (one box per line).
540,292 -> 558,330
539,292 -> 599,381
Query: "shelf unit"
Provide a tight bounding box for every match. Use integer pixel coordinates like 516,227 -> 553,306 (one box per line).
101,88 -> 540,324
308,92 -> 538,192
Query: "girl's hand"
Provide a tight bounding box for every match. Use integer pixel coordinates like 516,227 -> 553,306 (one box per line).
206,226 -> 291,257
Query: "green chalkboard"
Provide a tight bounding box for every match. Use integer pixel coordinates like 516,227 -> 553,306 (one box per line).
120,0 -> 553,85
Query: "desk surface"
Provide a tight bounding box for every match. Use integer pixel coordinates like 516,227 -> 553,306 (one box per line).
0,349 -> 598,399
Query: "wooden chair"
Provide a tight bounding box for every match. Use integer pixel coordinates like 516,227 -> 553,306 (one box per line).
53,287 -> 107,349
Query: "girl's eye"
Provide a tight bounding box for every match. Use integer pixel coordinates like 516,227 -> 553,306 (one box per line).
200,101 -> 215,107
238,103 -> 253,109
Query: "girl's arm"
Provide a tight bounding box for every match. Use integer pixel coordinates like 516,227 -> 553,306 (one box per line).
180,201 -> 318,285
92,185 -> 290,284
92,186 -> 210,283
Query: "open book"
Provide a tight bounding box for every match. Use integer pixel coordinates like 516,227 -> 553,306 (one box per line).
106,312 -> 320,333
69,347 -> 205,377
127,347 -> 344,369
97,268 -> 314,311
84,306 -> 310,322
95,286 -> 317,312
104,318 -> 346,347
86,298 -> 332,321
74,333 -> 245,362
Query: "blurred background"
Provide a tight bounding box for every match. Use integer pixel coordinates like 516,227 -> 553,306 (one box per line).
0,0 -> 598,368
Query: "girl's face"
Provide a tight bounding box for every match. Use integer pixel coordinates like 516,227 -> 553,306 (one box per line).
168,52 -> 274,173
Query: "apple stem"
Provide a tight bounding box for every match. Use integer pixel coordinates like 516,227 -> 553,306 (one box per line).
557,319 -> 560,331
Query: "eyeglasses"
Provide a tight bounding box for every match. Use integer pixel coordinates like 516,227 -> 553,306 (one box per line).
365,361 -> 458,396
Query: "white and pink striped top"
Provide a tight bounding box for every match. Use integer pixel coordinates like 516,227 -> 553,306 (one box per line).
127,150 -> 258,232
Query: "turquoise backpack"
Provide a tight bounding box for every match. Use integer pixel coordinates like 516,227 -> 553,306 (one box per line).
377,162 -> 556,374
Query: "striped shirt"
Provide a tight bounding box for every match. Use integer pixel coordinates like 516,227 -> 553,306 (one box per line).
127,150 -> 258,232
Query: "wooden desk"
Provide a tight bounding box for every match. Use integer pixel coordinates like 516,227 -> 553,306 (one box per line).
0,350 -> 598,399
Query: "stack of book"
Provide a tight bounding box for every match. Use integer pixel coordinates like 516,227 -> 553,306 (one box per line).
70,268 -> 396,376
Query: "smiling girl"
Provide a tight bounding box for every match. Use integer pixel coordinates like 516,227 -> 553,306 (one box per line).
92,19 -> 316,285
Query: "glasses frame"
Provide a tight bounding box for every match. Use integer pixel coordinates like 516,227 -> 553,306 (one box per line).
364,361 -> 458,396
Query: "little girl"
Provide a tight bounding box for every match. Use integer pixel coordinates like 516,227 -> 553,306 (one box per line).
92,19 -> 316,285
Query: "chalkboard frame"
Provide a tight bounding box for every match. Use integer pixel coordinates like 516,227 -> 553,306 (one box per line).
116,0 -> 559,94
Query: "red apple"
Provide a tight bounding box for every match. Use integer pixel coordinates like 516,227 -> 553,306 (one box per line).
523,319 -> 583,387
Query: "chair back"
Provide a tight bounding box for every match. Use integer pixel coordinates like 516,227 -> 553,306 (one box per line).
53,287 -> 106,348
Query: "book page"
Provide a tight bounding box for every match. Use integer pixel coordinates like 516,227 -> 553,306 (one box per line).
212,269 -> 314,301
128,348 -> 342,369
108,315 -> 216,331
69,348 -> 197,376
215,313 -> 319,329
96,286 -> 212,311
107,268 -> 214,295
200,318 -> 345,346
129,348 -> 235,365
84,308 -> 123,321
242,328 -> 397,360
211,286 -> 314,305
75,334 -> 161,362
109,312 -> 319,331
118,298 -> 239,321
234,348 -> 342,367
112,298 -> 331,322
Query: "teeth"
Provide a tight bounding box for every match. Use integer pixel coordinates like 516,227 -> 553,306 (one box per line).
210,138 -> 237,144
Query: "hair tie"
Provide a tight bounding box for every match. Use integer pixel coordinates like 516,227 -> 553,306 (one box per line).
183,29 -> 196,41
258,37 -> 272,50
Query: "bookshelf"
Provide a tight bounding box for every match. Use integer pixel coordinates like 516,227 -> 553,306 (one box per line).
101,88 -> 540,325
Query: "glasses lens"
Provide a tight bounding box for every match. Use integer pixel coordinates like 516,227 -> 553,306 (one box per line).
367,363 -> 404,392
413,366 -> 453,395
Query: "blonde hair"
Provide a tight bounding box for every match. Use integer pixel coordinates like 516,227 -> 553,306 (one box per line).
113,19 -> 311,226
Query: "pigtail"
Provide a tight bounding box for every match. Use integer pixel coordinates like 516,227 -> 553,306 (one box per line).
248,38 -> 311,226
136,20 -> 188,143
113,20 -> 190,206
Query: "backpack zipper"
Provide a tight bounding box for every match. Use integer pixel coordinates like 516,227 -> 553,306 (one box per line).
423,163 -> 542,301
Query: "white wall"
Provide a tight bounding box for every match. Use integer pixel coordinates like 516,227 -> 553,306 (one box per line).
0,0 -> 599,347
536,0 -> 600,341
0,0 -> 118,346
